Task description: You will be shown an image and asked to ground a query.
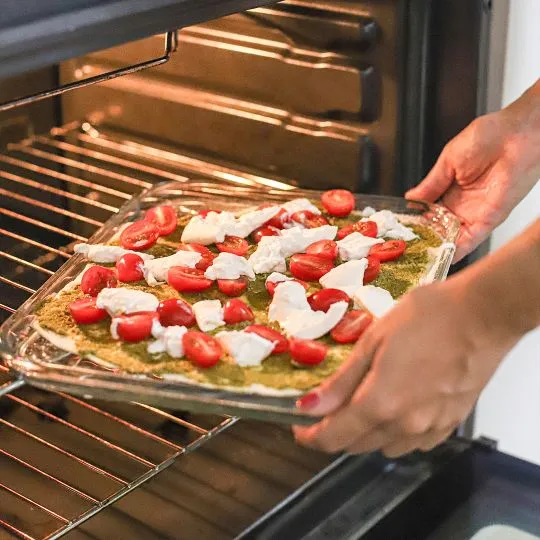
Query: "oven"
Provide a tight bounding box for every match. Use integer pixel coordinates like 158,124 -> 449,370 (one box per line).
1,1 -> 540,539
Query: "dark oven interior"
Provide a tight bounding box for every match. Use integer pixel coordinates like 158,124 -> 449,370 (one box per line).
0,1 -> 491,538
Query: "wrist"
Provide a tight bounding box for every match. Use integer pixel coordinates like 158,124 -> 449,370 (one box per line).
454,220 -> 540,347
453,271 -> 525,351
504,78 -> 540,132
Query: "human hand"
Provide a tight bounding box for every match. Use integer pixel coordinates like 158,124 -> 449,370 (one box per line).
407,80 -> 540,262
292,278 -> 520,458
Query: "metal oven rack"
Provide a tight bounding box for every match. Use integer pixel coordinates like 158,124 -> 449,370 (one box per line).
0,121 -> 276,539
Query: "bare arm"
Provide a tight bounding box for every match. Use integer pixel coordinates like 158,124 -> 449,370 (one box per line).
466,218 -> 540,344
407,79 -> 540,262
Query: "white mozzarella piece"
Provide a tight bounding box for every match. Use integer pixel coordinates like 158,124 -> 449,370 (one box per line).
215,330 -> 275,367
147,338 -> 166,356
151,319 -> 166,339
180,211 -> 237,245
143,251 -> 201,286
268,281 -> 348,339
279,225 -> 338,257
283,301 -> 348,340
230,206 -> 280,238
110,319 -> 120,340
147,325 -> 188,358
361,206 -> 376,217
96,288 -> 159,316
268,281 -> 311,323
281,198 -> 321,217
265,273 -> 292,286
247,224 -> 338,274
283,220 -> 303,230
192,300 -> 225,332
74,243 -> 154,263
248,236 -> 287,274
353,285 -> 396,318
181,207 -> 280,245
385,222 -> 419,241
204,252 -> 256,281
363,210 -> 418,240
336,232 -> 384,261
363,210 -> 397,236
319,259 -> 368,297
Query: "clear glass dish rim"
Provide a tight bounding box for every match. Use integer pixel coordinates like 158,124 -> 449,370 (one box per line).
0,180 -> 460,424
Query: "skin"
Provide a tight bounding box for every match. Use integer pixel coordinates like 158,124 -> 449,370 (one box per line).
409,79 -> 540,263
293,79 -> 540,458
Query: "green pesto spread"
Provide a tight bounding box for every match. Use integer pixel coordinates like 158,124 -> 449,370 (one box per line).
36,209 -> 442,392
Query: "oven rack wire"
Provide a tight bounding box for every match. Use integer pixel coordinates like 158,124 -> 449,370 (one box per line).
0,120 -> 295,539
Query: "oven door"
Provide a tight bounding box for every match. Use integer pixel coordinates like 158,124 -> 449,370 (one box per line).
238,439 -> 540,540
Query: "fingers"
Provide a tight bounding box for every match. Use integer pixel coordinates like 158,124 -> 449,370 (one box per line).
381,429 -> 454,458
453,242 -> 472,264
296,330 -> 379,417
345,428 -> 388,455
417,429 -> 454,452
452,224 -> 488,263
406,152 -> 454,203
321,425 -> 454,457
293,383 -> 378,453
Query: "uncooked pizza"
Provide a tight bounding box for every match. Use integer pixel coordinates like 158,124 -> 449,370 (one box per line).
36,189 -> 444,395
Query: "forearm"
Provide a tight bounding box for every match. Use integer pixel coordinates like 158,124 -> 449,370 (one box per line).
455,219 -> 540,346
504,78 -> 540,132
501,78 -> 540,188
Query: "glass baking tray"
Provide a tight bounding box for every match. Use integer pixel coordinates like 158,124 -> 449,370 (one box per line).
0,181 -> 460,424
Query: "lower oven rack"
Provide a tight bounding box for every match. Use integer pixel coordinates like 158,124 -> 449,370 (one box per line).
0,121 -> 289,539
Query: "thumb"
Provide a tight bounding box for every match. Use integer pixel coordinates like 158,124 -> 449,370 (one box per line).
406,152 -> 454,203
296,333 -> 378,416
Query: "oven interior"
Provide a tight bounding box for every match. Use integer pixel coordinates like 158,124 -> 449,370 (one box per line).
2,1 -> 540,539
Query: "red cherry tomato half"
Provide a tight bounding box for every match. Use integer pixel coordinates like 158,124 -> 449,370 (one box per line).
289,254 -> 334,281
69,297 -> 108,325
363,255 -> 381,284
331,310 -> 373,344
116,253 -> 145,283
145,205 -> 177,236
306,239 -> 338,261
115,312 -> 156,343
336,220 -> 378,240
198,209 -> 222,218
194,257 -> 214,272
307,288 -> 350,313
120,220 -> 160,251
182,331 -> 222,368
158,298 -> 196,327
265,278 -> 308,297
215,236 -> 249,256
289,338 -> 328,366
223,299 -> 254,325
290,210 -> 329,229
245,325 -> 289,354
265,207 -> 289,229
177,243 -> 213,257
369,240 -> 407,262
321,189 -> 356,217
168,266 -> 213,292
80,266 -> 117,296
252,226 -> 279,244
177,243 -> 215,271
217,278 -> 248,297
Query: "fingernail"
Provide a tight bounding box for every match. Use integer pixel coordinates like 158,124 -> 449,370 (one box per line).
296,392 -> 320,410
